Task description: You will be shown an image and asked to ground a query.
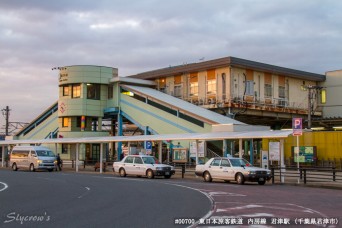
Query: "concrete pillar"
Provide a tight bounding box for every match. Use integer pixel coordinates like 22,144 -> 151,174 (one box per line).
100,143 -> 103,174
195,140 -> 199,165
223,139 -> 228,157
239,139 -> 243,158
158,141 -> 162,163
98,117 -> 102,131
250,139 -> 254,164
76,143 -> 79,172
117,112 -> 123,161
280,139 -> 285,183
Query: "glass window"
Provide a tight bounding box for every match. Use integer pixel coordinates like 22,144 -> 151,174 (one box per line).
62,117 -> 69,127
190,82 -> 198,96
174,84 -> 182,98
63,86 -> 70,96
264,84 -> 272,98
221,159 -> 231,167
36,150 -> 55,157
142,156 -> 158,164
87,84 -> 100,100
134,157 -> 143,164
229,158 -> 251,167
62,144 -> 68,154
210,159 -> 221,166
246,81 -> 254,96
279,86 -> 285,98
124,156 -> 134,163
72,84 -> 81,98
108,85 -> 113,99
207,79 -> 217,95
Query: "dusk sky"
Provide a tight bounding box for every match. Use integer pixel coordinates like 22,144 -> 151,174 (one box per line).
0,0 -> 341,133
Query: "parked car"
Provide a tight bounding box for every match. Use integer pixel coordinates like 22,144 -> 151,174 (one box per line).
10,146 -> 57,172
195,157 -> 272,185
113,155 -> 175,179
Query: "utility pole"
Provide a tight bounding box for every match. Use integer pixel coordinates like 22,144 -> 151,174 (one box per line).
1,106 -> 10,136
306,86 -> 323,129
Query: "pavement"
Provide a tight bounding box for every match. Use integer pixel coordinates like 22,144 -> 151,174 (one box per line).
1,164 -> 342,190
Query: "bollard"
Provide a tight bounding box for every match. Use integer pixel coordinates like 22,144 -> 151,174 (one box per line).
182,164 -> 185,179
303,169 -> 307,184
333,167 -> 336,181
271,168 -> 275,184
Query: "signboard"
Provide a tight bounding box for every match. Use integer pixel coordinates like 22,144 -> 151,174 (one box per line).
173,148 -> 188,163
189,141 -> 205,158
291,146 -> 317,163
261,150 -> 269,169
292,118 -> 303,136
269,142 -> 280,161
145,141 -> 152,155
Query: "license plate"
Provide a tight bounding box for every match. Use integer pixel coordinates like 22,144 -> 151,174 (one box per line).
165,172 -> 170,175
259,178 -> 264,181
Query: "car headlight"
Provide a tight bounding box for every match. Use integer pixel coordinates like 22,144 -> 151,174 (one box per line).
248,171 -> 256,175
37,160 -> 43,164
156,167 -> 163,170
267,171 -> 271,175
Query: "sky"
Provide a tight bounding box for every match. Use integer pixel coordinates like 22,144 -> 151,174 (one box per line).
0,0 -> 341,134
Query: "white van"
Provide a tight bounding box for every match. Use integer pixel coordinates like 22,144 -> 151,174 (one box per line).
10,146 -> 57,172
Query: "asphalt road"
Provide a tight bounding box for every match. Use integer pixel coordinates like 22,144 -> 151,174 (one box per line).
0,170 -> 211,228
1,169 -> 342,227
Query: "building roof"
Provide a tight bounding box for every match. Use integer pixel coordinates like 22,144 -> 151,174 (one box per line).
128,56 -> 326,82
0,130 -> 292,145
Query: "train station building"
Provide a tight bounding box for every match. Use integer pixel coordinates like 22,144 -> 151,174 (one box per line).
2,56 -> 342,167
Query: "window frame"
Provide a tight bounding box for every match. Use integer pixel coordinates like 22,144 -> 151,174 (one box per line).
72,84 -> 81,98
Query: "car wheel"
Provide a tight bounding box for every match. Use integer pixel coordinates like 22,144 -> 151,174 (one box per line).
48,169 -> 53,172
146,169 -> 154,179
119,168 -> 126,177
236,173 -> 244,185
12,163 -> 18,171
258,180 -> 266,185
203,171 -> 212,182
164,175 -> 171,179
29,164 -> 35,172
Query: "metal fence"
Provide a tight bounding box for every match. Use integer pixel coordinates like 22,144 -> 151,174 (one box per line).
271,166 -> 342,184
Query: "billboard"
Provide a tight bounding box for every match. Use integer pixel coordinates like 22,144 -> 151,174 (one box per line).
291,146 -> 317,163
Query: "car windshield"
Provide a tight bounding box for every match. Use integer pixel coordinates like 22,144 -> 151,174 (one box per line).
229,158 -> 252,167
142,156 -> 159,164
36,150 -> 55,157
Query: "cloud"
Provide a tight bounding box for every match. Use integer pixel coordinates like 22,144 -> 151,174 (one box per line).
0,0 -> 341,131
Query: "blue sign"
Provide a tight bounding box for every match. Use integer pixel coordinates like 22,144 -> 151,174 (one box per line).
292,118 -> 302,136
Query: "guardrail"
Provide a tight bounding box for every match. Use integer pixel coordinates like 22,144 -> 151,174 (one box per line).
271,166 -> 342,184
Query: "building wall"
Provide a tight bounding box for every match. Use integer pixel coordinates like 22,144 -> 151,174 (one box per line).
321,70 -> 342,118
156,66 -> 318,113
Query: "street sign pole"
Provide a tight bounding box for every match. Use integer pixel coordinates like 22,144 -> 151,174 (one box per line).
293,118 -> 302,184
297,135 -> 300,184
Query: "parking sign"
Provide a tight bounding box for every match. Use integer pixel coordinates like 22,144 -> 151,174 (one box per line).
292,118 -> 302,136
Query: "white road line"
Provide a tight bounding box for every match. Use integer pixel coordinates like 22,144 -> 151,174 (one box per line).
78,186 -> 90,199
0,182 -> 8,192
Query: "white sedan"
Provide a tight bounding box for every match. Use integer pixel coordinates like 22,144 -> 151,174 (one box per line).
113,155 -> 175,179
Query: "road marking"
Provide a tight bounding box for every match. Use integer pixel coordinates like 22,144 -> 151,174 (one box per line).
78,187 -> 90,199
0,182 -> 8,192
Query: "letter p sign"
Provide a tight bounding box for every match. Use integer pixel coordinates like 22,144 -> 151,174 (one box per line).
292,118 -> 302,136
